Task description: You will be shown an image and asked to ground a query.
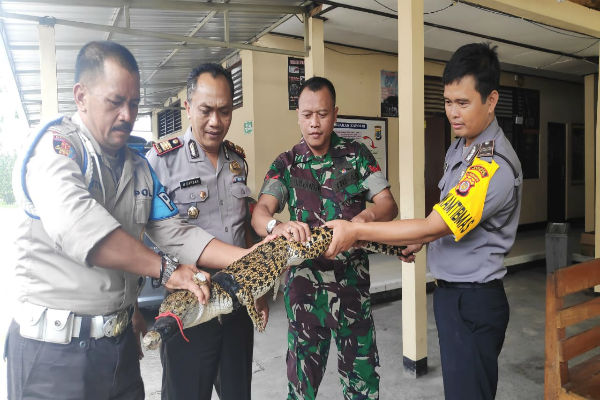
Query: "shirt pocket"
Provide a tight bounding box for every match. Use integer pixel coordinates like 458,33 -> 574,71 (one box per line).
335,184 -> 366,207
173,185 -> 208,218
134,198 -> 151,224
229,183 -> 251,216
230,183 -> 251,199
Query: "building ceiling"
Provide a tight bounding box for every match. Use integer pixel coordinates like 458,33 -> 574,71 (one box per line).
274,0 -> 599,80
0,0 -> 598,127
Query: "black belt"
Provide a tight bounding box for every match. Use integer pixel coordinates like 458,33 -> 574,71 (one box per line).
435,279 -> 503,289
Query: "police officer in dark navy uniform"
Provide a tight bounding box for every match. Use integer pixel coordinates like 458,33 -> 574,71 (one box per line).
147,63 -> 268,400
325,43 -> 522,400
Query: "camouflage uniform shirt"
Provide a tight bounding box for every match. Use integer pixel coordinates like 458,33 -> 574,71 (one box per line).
260,132 -> 389,399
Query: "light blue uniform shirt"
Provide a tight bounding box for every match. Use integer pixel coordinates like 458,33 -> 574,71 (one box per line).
146,127 -> 251,249
428,118 -> 523,283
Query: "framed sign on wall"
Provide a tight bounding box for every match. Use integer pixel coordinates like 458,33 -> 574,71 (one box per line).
333,115 -> 388,178
287,57 -> 305,110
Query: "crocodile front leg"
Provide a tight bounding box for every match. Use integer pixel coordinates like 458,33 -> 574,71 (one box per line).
238,286 -> 264,332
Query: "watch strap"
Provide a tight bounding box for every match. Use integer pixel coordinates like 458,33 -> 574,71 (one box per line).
160,253 -> 180,286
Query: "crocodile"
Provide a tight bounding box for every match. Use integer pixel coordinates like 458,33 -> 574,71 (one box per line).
142,226 -> 407,350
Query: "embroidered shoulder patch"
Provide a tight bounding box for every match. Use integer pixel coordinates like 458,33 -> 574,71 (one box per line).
53,134 -> 76,159
223,140 -> 246,159
154,138 -> 183,156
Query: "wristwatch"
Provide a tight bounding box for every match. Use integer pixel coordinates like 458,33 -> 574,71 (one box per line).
160,253 -> 180,286
266,219 -> 279,234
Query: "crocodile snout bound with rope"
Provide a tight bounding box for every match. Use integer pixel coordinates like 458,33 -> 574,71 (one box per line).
143,226 -> 406,350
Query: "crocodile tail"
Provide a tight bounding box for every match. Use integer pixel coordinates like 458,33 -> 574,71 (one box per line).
362,242 -> 407,256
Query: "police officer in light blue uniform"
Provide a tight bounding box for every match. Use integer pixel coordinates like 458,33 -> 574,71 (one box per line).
324,43 -> 522,400
147,133 -> 250,249
147,63 -> 266,400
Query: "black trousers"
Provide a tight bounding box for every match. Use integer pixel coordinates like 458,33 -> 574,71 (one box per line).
160,307 -> 254,400
5,320 -> 144,400
433,283 -> 509,400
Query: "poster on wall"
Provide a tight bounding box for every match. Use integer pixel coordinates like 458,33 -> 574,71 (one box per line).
380,70 -> 398,117
333,115 -> 388,178
288,57 -> 305,110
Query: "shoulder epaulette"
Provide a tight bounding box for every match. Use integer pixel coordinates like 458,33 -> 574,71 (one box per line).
223,139 -> 246,159
153,137 -> 183,156
47,118 -> 78,136
478,140 -> 495,158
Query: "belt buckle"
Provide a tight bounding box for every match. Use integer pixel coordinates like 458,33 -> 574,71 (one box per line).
102,309 -> 128,337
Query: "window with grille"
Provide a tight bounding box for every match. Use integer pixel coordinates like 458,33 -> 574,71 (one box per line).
157,100 -> 182,138
228,61 -> 243,109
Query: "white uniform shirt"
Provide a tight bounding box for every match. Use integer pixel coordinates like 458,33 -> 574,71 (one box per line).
13,114 -> 214,315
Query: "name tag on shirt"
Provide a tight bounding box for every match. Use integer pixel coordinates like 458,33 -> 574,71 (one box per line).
180,177 -> 201,189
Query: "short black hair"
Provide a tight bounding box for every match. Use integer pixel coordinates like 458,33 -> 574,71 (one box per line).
75,41 -> 139,84
187,63 -> 234,102
299,76 -> 336,106
442,42 -> 500,103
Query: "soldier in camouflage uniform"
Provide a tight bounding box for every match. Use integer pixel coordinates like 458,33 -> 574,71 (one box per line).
251,77 -> 398,400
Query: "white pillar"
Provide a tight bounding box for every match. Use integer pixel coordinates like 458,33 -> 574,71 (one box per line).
304,16 -> 324,79
38,22 -> 58,120
397,0 -> 427,377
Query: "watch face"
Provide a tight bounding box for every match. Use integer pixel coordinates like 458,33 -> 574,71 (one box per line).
267,219 -> 277,233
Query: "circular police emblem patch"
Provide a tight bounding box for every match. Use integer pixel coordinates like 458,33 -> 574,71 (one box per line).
456,180 -> 471,196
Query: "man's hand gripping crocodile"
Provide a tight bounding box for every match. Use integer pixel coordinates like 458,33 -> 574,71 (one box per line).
143,226 -> 407,350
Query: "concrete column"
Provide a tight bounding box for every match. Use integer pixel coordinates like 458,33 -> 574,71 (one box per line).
584,74 -> 596,233
397,0 -> 427,377
38,22 -> 58,120
304,16 -> 324,79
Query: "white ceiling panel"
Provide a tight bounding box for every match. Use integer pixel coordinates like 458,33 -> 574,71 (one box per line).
1,0 -> 307,124
0,0 -> 598,126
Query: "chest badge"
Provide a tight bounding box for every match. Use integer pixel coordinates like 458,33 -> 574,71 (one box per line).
229,161 -> 242,175
187,206 -> 199,219
199,191 -> 208,200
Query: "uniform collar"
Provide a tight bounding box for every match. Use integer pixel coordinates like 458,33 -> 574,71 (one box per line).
185,127 -> 229,174
470,117 -> 501,148
72,112 -> 136,199
453,117 -> 501,164
293,132 -> 345,162
72,112 -> 105,157
184,127 -> 206,162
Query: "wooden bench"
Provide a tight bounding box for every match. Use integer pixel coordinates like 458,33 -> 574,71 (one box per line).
545,258 -> 600,399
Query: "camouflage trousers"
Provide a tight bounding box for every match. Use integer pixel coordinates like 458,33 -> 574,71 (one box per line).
284,261 -> 380,400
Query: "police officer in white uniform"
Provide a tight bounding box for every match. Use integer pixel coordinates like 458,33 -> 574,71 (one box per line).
324,43 -> 522,400
147,63 -> 267,400
6,42 -> 256,400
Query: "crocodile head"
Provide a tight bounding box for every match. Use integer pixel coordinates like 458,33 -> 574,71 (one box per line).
142,315 -> 178,350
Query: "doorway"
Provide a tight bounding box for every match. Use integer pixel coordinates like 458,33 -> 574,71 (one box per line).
424,115 -> 450,213
547,122 -> 566,222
